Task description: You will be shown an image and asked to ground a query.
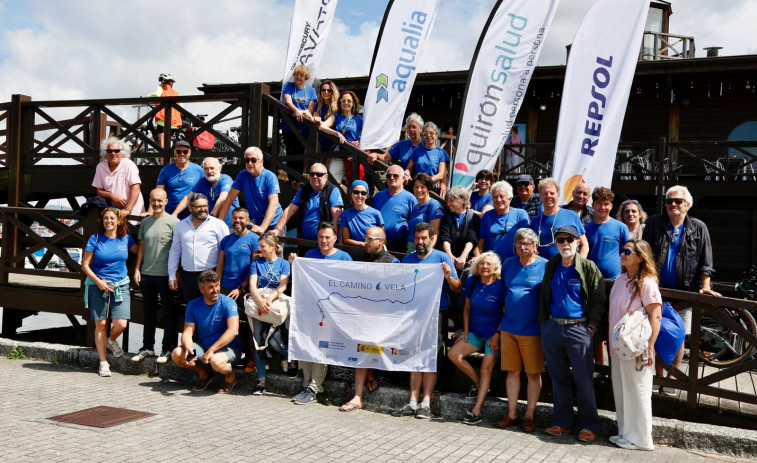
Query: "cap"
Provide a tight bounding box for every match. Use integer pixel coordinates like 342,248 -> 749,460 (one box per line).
555,225 -> 580,238
516,174 -> 534,184
174,140 -> 191,149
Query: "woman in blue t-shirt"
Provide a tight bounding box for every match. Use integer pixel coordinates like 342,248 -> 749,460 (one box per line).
338,180 -> 384,249
447,252 -> 505,425
407,173 -> 444,252
81,208 -> 138,377
405,121 -> 449,197
320,90 -> 364,186
281,64 -> 317,176
314,80 -> 340,153
247,232 -> 294,395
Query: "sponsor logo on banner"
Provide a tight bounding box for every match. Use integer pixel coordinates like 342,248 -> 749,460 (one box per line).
281,0 -> 340,84
357,344 -> 384,354
318,340 -> 329,348
552,0 -> 649,203
360,0 -> 440,150
451,0 -> 560,188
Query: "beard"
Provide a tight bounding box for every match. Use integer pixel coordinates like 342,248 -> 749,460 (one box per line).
559,247 -> 576,258
415,242 -> 429,256
192,211 -> 208,220
206,174 -> 220,183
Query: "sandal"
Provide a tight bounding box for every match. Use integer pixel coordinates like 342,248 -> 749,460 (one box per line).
192,375 -> 213,391
217,375 -> 237,394
244,361 -> 257,374
339,401 -> 363,412
366,378 -> 379,393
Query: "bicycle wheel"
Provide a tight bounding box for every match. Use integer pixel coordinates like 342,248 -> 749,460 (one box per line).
698,307 -> 756,367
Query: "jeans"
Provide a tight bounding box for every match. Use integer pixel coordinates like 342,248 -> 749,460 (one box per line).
140,274 -> 177,352
252,317 -> 289,381
181,270 -> 203,304
541,319 -> 599,432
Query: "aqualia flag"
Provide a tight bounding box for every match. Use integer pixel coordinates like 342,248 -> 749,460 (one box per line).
451,0 -> 560,188
552,0 -> 649,203
282,0 -> 340,84
289,259 -> 444,372
360,0 -> 440,150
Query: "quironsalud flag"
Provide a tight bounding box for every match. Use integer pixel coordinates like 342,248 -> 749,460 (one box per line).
552,0 -> 649,204
451,0 -> 560,188
360,0 -> 440,150
289,259 -> 443,372
281,0 -> 340,84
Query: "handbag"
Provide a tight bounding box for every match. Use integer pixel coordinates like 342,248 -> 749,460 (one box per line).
611,300 -> 652,361
654,301 -> 686,365
244,288 -> 291,351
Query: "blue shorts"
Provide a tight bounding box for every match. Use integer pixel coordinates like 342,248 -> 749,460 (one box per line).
466,331 -> 500,357
88,282 -> 131,321
192,342 -> 241,365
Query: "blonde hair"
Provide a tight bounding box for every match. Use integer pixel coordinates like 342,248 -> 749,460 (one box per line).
259,231 -> 283,256
470,251 -> 502,280
622,239 -> 659,301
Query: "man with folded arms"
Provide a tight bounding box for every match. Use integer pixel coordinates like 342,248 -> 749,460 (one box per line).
538,225 -> 605,442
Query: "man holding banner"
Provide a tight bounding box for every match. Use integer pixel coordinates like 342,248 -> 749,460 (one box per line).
393,222 -> 461,419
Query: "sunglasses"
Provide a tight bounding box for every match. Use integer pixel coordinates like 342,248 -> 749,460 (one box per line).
621,248 -> 637,256
555,236 -> 576,244
665,198 -> 685,205
340,99 -> 353,103
105,149 -> 121,154
421,131 -> 436,136
352,190 -> 368,196
387,173 -> 402,179
175,149 -> 190,154
365,236 -> 383,242
245,157 -> 259,164
621,199 -> 639,205
321,88 -> 333,93
516,182 -> 531,187
309,172 -> 327,178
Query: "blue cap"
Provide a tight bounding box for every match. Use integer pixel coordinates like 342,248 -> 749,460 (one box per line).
516,174 -> 534,184
174,140 -> 191,149
555,225 -> 580,238
350,179 -> 369,194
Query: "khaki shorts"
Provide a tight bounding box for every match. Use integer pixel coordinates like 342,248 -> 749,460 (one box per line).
500,331 -> 544,375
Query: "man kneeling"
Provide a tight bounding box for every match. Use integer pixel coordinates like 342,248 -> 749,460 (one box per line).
172,269 -> 242,393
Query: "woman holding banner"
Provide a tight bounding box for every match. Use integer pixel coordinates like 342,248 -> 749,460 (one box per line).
447,251 -> 505,425
319,90 -> 364,185
405,121 -> 449,197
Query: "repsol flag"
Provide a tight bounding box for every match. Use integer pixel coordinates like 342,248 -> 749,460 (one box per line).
360,0 -> 440,150
552,0 -> 649,203
289,259 -> 443,372
282,0 -> 340,84
451,0 -> 560,188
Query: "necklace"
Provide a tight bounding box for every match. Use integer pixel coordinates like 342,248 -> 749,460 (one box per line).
537,209 -> 559,247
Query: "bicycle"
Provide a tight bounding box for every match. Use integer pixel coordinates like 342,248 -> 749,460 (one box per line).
699,266 -> 757,368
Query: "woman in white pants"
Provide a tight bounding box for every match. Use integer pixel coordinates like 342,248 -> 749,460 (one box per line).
608,239 -> 662,450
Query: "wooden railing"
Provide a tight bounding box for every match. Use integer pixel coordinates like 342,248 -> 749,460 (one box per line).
641,31 -> 696,60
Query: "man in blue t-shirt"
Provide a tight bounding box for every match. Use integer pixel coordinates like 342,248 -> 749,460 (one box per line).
373,165 -> 418,252
156,140 -> 204,219
393,222 -> 461,420
537,225 -> 605,442
369,113 -> 424,171
584,187 -> 631,280
218,146 -> 283,234
173,157 -> 239,227
529,177 -> 589,259
171,270 -> 242,394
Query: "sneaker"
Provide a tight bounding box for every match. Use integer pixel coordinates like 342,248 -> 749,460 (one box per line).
615,437 -> 640,450
252,382 -> 266,395
659,386 -> 677,397
294,387 -> 317,405
609,435 -> 622,444
98,363 -> 111,377
651,384 -> 660,394
460,410 -> 482,425
578,428 -> 597,443
292,388 -> 308,402
415,404 -> 432,419
107,339 -> 124,358
287,362 -> 299,378
392,403 -> 417,417
131,348 -> 154,362
466,385 -> 479,400
156,350 -> 171,364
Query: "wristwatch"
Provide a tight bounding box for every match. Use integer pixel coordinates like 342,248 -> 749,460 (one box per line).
237,286 -> 246,294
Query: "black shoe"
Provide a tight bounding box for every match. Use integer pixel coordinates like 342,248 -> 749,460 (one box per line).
392,403 -> 417,417
461,410 -> 482,425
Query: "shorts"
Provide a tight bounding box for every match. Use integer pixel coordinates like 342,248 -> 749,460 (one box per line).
500,331 -> 544,374
191,342 -> 241,365
466,331 -> 500,357
88,282 -> 131,321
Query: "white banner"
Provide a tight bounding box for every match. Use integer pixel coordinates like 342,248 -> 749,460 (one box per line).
289,259 -> 443,372
451,0 -> 560,188
282,0 -> 340,84
552,0 -> 649,203
360,0 -> 440,150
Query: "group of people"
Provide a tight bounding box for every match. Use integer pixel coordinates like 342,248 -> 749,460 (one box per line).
84,97 -> 720,451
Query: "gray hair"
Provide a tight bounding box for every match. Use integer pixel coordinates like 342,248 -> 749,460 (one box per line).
244,146 -> 263,158
446,186 -> 470,204
422,121 -> 439,134
538,177 -> 560,195
514,227 -> 539,246
470,251 -> 502,280
491,180 -> 513,199
202,157 -> 221,170
665,185 -> 693,208
99,136 -> 132,159
188,192 -> 208,207
406,113 -> 424,128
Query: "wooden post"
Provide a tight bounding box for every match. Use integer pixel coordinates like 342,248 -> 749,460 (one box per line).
247,83 -> 270,153
7,94 -> 31,208
687,302 -> 703,409
656,137 -> 666,213
90,107 -> 103,164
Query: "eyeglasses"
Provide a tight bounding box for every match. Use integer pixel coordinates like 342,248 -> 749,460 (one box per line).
309,172 -> 327,178
175,149 -> 190,155
387,173 -> 401,179
365,236 -> 383,242
421,131 -> 437,136
515,241 -> 534,248
665,198 -> 685,205
245,157 -> 259,164
105,149 -> 121,154
621,248 -> 637,256
321,88 -> 333,93
340,99 -> 353,103
555,236 -> 576,244
352,190 -> 368,196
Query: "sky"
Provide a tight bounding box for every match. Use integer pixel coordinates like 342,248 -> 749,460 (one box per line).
0,0 -> 755,103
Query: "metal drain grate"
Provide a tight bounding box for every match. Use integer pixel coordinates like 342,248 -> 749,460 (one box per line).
47,406 -> 156,428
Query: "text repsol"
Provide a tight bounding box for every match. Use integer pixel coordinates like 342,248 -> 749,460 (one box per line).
580,56 -> 614,157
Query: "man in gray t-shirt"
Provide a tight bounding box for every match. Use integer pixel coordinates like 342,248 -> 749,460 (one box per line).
133,188 -> 180,364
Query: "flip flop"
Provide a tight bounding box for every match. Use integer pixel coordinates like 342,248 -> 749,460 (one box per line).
366,378 -> 379,393
217,376 -> 237,394
339,401 -> 363,412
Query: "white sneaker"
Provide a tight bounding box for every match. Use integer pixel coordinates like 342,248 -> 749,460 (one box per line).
131,348 -> 154,362
107,339 -> 124,358
98,363 -> 111,377
609,435 -> 622,444
156,350 -> 171,364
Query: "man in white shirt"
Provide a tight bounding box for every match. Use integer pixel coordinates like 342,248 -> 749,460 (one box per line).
168,193 -> 229,303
